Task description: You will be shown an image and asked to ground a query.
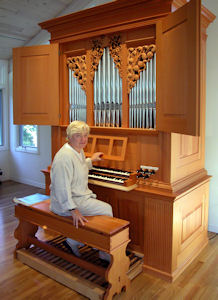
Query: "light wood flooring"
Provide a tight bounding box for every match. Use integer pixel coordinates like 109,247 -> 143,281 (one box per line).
0,180 -> 217,300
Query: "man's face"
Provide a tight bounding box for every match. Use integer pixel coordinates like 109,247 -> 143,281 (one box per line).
69,132 -> 88,152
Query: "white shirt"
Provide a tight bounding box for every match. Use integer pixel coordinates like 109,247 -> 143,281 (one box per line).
50,143 -> 95,216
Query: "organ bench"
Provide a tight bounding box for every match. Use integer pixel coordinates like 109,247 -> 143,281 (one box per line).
14,200 -> 131,300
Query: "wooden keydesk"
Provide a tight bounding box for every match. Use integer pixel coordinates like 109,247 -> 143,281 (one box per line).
14,200 -> 131,300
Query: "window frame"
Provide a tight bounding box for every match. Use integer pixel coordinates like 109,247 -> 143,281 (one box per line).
16,125 -> 40,154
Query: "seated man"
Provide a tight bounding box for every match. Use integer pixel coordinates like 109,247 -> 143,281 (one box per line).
50,120 -> 113,261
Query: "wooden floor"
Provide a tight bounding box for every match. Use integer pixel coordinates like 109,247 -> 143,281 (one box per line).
0,180 -> 217,300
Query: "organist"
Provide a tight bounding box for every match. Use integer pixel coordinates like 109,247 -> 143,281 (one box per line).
50,120 -> 113,261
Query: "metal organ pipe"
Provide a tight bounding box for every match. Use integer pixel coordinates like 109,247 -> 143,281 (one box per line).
129,54 -> 156,129
153,53 -> 156,129
69,69 -> 87,122
69,48 -> 155,129
94,47 -> 122,127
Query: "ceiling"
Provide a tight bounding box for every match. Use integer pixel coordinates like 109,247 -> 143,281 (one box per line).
0,0 -> 113,60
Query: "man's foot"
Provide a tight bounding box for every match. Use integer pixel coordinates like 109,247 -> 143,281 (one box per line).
63,240 -> 81,257
99,251 -> 111,263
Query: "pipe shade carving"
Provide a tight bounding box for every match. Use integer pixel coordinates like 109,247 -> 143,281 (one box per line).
127,44 -> 156,93
67,55 -> 87,92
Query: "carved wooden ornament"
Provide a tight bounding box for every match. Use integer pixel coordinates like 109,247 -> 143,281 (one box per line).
90,37 -> 104,81
108,35 -> 122,78
90,35 -> 122,81
67,55 -> 87,92
127,44 -> 156,93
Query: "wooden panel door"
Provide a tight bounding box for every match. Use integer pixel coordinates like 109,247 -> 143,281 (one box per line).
156,0 -> 200,136
13,44 -> 59,125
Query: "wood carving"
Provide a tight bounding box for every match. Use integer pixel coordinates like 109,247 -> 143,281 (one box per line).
109,35 -> 122,78
67,55 -> 87,92
90,37 -> 104,81
127,44 -> 156,93
90,35 -> 122,81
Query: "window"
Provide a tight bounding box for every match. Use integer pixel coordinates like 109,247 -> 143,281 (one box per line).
0,89 -> 3,146
16,125 -> 39,153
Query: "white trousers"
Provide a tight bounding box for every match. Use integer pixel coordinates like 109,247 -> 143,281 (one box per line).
74,197 -> 113,217
66,198 -> 113,249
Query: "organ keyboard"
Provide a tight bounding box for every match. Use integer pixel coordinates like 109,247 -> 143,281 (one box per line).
88,166 -> 138,191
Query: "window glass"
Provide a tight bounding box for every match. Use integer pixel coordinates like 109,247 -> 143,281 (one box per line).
19,125 -> 38,148
16,125 -> 39,154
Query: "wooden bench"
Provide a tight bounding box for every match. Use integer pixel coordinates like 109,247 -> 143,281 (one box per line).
14,200 -> 130,300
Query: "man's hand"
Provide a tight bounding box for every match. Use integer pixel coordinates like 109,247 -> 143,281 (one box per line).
71,209 -> 88,229
91,152 -> 104,162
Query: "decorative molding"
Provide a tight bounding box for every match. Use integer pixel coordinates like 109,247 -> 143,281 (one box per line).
127,44 -> 156,93
67,55 -> 87,92
201,5 -> 216,29
171,171 -> 209,193
172,0 -> 216,29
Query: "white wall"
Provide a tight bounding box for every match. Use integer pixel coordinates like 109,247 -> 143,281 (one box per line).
203,0 -> 218,233
0,150 -> 10,181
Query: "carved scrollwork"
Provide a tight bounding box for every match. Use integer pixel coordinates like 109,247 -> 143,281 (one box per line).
127,44 -> 156,93
67,55 -> 87,92
109,35 -> 122,78
90,37 -> 104,81
90,35 -> 122,81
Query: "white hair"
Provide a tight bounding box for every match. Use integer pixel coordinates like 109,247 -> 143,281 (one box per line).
66,120 -> 90,140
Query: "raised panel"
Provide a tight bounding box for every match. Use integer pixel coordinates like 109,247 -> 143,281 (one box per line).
13,44 -> 59,125
173,181 -> 209,270
156,0 -> 200,135
180,134 -> 199,158
182,204 -> 202,243
170,132 -> 204,187
21,55 -> 49,114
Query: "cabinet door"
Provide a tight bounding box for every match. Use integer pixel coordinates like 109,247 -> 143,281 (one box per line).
13,44 -> 59,125
156,0 -> 200,136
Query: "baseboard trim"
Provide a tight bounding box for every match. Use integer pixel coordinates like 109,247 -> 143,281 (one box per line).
10,176 -> 45,189
208,225 -> 218,234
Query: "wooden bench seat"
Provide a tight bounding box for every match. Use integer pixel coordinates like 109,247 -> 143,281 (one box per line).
14,200 -> 130,300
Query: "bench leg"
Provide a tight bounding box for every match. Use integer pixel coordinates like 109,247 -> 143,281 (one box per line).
14,219 -> 38,252
104,241 -> 130,300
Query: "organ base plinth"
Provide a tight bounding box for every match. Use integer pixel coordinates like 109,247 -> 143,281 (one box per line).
16,236 -> 143,300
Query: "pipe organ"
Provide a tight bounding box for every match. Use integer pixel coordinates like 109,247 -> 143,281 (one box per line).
13,0 -> 215,283
69,68 -> 87,122
94,47 -> 122,127
129,53 -> 156,129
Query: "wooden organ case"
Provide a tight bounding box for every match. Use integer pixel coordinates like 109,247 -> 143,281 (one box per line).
13,0 -> 215,282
